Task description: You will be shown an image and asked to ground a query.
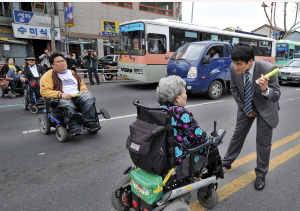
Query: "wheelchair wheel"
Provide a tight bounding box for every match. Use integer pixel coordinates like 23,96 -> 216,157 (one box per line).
111,175 -> 130,211
163,200 -> 190,211
56,126 -> 70,142
38,114 -> 51,134
0,87 -> 4,98
197,186 -> 218,209
8,90 -> 17,98
30,104 -> 39,114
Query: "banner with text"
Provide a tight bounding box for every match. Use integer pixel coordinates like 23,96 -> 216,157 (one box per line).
12,23 -> 61,40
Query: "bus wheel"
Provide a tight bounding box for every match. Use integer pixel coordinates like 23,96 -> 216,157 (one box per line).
207,81 -> 223,100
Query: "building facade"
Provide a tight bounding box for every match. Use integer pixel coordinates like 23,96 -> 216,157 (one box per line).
0,2 -> 181,66
57,2 -> 180,64
0,2 -> 61,65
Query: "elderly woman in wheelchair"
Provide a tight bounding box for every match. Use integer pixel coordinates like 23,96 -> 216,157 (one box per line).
111,75 -> 226,211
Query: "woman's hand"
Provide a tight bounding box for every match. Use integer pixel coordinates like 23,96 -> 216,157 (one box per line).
61,92 -> 73,100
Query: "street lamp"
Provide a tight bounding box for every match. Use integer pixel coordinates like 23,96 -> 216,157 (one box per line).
262,2 -> 274,38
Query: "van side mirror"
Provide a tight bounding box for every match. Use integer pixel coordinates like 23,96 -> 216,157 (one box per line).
165,56 -> 169,60
202,55 -> 211,64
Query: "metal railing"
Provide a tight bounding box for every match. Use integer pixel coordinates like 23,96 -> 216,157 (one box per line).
76,68 -> 119,82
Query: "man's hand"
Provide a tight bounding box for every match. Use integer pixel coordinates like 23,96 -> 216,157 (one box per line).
256,74 -> 269,91
61,92 -> 74,100
244,110 -> 257,117
80,90 -> 91,94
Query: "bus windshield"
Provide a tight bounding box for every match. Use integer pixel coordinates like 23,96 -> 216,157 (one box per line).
119,22 -> 145,56
276,43 -> 288,60
171,43 -> 206,62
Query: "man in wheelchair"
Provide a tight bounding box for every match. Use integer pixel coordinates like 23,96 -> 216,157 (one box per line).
40,52 -> 100,135
21,56 -> 47,104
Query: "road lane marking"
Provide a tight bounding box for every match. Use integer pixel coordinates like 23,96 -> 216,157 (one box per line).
22,100 -> 225,133
225,131 -> 300,173
190,140 -> 300,210
0,104 -> 23,108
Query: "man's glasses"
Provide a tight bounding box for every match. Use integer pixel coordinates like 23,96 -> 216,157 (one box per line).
54,60 -> 66,64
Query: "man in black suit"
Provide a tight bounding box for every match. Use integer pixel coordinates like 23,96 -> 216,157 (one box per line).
222,43 -> 281,191
21,56 -> 47,103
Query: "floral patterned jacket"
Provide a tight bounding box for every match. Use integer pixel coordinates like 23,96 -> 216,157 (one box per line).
162,105 -> 208,163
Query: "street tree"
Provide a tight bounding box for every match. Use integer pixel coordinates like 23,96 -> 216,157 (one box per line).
262,2 -> 300,39
223,26 -> 242,32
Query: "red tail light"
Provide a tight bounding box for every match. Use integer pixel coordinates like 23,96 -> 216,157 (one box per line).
132,200 -> 138,208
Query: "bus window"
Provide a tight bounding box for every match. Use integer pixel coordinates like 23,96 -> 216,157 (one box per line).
185,31 -> 198,43
147,33 -> 166,54
170,28 -> 185,52
202,33 -> 221,41
294,46 -> 300,58
257,41 -> 272,56
276,43 -> 288,60
222,35 -> 233,43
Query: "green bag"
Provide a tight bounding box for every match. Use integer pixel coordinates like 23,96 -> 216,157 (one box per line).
130,168 -> 164,205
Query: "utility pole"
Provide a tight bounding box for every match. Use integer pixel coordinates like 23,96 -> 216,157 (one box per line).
50,2 -> 56,52
191,2 -> 194,23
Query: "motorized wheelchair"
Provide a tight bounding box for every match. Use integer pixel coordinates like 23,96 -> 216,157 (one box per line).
23,80 -> 44,114
0,77 -> 24,98
37,97 -> 110,142
111,100 -> 226,211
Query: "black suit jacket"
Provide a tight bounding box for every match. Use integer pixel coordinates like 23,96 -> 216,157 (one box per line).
23,64 -> 47,81
230,60 -> 281,128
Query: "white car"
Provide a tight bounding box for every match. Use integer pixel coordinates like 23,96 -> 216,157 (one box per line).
278,58 -> 300,84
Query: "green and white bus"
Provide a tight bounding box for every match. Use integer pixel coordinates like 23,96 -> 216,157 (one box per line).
276,40 -> 300,67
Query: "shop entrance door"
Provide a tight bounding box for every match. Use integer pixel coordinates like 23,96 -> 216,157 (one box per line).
32,39 -> 49,62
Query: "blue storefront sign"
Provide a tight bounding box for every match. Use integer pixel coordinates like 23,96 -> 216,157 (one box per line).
13,10 -> 59,27
119,23 -> 144,32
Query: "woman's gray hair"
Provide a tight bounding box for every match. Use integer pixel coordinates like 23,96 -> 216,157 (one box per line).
156,75 -> 186,105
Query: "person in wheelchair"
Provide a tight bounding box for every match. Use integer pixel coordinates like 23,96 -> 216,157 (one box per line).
2,57 -> 25,89
156,75 -> 209,164
21,56 -> 47,103
40,52 -> 100,135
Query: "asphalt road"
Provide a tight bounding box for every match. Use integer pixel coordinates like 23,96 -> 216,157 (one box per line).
0,81 -> 299,211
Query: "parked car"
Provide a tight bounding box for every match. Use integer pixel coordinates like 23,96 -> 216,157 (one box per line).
98,55 -> 118,80
278,58 -> 300,84
98,54 -> 118,68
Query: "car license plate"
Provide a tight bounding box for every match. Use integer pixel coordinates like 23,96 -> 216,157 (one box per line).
123,74 -> 128,80
281,76 -> 288,80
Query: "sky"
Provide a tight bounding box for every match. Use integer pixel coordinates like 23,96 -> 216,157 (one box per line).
181,2 -> 297,32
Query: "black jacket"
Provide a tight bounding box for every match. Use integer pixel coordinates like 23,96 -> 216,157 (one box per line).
66,58 -> 76,70
23,64 -> 47,81
2,64 -> 21,75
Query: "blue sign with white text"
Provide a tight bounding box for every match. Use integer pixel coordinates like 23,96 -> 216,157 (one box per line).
119,23 -> 144,32
14,10 -> 34,24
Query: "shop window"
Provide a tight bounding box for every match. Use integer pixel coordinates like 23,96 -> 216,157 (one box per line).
102,2 -> 132,9
148,33 -> 166,54
0,2 -> 11,17
139,2 -> 173,16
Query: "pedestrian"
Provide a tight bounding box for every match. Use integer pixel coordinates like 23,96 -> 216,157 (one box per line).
66,53 -> 76,72
39,48 -> 52,70
84,50 -> 100,85
81,49 -> 88,78
222,42 -> 281,191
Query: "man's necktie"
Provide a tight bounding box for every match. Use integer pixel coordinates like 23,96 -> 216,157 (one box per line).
244,71 -> 252,115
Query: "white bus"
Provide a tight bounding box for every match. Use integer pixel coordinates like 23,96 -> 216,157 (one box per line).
118,18 -> 276,83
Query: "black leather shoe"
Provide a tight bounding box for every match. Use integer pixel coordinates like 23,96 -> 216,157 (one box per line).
255,177 -> 265,191
222,164 -> 231,173
97,82 -> 100,85
90,83 -> 94,86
